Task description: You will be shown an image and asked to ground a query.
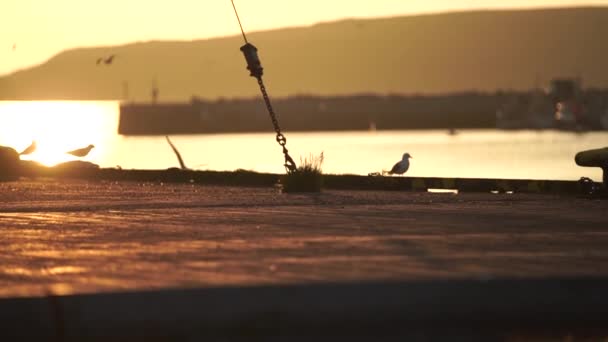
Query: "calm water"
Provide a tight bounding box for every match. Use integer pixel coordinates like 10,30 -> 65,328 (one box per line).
1,101 -> 606,181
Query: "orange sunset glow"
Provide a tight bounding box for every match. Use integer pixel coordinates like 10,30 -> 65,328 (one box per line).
2,0 -> 607,76
1,1 -> 607,340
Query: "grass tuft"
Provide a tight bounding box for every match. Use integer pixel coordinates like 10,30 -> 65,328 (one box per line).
280,152 -> 324,193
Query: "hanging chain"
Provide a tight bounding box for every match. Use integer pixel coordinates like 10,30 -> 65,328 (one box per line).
256,76 -> 297,173
230,1 -> 297,173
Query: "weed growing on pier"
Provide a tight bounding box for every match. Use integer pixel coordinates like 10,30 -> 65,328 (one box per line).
280,152 -> 324,193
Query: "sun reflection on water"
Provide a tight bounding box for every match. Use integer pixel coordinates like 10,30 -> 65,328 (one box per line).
1,100 -> 606,180
0,101 -> 117,166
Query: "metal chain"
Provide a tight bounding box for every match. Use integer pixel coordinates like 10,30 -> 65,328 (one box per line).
230,2 -> 296,173
256,76 -> 297,173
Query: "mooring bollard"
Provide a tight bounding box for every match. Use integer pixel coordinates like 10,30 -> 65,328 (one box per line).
575,147 -> 608,187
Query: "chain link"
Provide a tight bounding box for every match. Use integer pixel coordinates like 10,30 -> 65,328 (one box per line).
256,77 -> 297,173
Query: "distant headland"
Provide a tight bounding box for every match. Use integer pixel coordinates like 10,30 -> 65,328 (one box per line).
1,7 -> 608,101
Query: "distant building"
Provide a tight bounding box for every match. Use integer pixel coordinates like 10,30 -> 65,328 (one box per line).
497,78 -> 607,131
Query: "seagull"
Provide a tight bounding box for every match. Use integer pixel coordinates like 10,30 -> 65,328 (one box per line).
383,153 -> 413,176
19,140 -> 37,155
67,144 -> 95,157
96,54 -> 115,65
104,54 -> 115,65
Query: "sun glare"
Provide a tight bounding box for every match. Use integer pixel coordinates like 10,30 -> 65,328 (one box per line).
0,101 -> 115,167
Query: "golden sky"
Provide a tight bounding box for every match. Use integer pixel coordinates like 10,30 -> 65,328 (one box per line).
2,0 -> 607,75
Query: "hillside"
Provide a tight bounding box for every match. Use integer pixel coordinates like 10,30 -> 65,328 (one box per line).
1,7 -> 607,101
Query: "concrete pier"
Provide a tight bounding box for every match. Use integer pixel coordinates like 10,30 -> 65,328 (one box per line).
1,179 -> 607,339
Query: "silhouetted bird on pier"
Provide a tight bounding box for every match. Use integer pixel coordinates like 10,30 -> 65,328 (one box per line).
96,55 -> 115,65
19,140 -> 36,155
67,144 -> 95,157
383,153 -> 412,176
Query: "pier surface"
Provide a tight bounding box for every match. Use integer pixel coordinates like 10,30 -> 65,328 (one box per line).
0,179 -> 607,339
1,179 -> 606,297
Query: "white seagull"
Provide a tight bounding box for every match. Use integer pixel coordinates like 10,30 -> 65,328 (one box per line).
67,144 -> 95,157
19,140 -> 37,155
384,153 -> 413,176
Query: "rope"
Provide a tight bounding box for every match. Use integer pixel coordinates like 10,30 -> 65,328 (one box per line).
230,0 -> 248,44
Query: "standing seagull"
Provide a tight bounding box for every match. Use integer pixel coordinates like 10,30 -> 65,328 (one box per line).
383,153 -> 413,176
19,140 -> 37,155
67,144 -> 95,157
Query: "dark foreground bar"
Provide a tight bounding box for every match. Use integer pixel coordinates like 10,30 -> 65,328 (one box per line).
1,278 -> 607,340
20,163 -> 604,195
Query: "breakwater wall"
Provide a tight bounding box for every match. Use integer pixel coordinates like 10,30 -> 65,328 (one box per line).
119,93 -> 505,135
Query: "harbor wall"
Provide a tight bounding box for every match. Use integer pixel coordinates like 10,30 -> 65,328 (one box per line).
118,91 -> 608,135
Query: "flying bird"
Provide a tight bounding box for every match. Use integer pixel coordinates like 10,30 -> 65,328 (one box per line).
96,54 -> 115,65
67,144 -> 95,157
104,54 -> 115,64
383,153 -> 413,176
19,140 -> 37,155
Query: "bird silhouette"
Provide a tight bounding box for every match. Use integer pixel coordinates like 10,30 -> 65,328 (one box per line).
19,140 -> 37,155
383,153 -> 413,176
67,144 -> 95,157
105,55 -> 115,64
96,54 -> 115,65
